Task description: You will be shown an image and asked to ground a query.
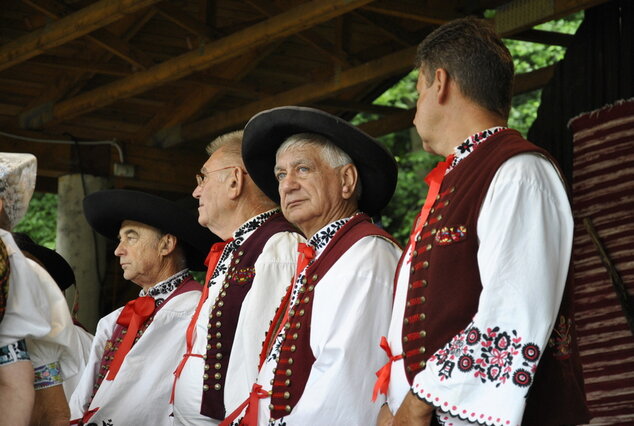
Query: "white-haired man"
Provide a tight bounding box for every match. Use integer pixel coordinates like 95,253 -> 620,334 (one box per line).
171,131 -> 303,425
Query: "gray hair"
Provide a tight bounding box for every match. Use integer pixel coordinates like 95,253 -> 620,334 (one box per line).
276,133 -> 362,198
206,130 -> 244,158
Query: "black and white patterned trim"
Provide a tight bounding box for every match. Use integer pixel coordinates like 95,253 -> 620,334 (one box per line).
140,268 -> 190,306
207,209 -> 280,285
447,126 -> 507,173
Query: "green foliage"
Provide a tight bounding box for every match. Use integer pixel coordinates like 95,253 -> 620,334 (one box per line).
14,192 -> 58,248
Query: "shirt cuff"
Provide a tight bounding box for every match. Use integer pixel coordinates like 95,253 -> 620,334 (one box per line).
34,361 -> 63,390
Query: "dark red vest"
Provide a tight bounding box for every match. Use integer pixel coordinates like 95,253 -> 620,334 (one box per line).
200,213 -> 298,420
269,214 -> 399,419
400,129 -> 589,425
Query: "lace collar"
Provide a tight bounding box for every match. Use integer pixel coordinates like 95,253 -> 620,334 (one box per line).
140,269 -> 190,305
447,126 -> 507,174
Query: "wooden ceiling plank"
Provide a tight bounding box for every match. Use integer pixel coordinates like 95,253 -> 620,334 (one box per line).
362,1 -> 447,25
154,2 -> 220,41
0,0 -> 163,72
19,10 -> 156,129
21,0 -> 154,69
46,0 -> 374,124
30,55 -> 132,76
352,10 -> 416,47
143,42 -> 280,145
245,0 -> 350,67
180,45 -> 417,143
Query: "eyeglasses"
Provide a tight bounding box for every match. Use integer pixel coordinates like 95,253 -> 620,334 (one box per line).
195,166 -> 247,186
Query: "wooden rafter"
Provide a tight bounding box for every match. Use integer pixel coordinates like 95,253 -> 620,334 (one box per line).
179,46 -> 417,143
140,43 -> 279,145
0,0 -> 162,72
19,9 -> 156,129
245,0 -> 351,67
352,10 -> 416,47
40,0 -> 373,125
363,1 -> 447,25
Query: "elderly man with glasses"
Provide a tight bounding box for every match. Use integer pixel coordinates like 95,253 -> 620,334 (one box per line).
172,130 -> 304,425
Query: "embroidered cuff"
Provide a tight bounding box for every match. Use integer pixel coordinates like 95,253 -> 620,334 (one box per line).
0,340 -> 29,365
34,361 -> 63,390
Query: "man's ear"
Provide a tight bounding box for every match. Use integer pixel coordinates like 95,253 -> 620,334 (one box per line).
435,68 -> 450,103
159,234 -> 178,256
227,167 -> 245,200
340,164 -> 358,200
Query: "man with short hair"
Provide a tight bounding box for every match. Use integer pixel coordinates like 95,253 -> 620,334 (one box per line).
69,190 -> 217,425
171,130 -> 303,425
227,106 -> 402,425
377,17 -> 588,426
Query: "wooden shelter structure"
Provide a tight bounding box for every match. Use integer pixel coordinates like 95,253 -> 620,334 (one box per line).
0,0 -> 606,197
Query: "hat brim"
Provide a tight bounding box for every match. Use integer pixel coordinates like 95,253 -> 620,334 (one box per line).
242,106 -> 397,216
83,190 -> 220,271
12,232 -> 75,291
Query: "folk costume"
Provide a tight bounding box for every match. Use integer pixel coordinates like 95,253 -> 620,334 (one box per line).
171,209 -> 304,425
69,190 -> 218,425
382,128 -> 589,426
234,106 -> 402,425
13,231 -> 94,398
0,153 -> 80,378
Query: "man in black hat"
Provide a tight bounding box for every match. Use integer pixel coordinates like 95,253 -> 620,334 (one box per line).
69,190 -> 217,426
171,130 -> 303,425
223,106 -> 402,425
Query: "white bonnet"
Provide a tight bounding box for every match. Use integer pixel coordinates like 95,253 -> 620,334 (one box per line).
0,153 -> 37,229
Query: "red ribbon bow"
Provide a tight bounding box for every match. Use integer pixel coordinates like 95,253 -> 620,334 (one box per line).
170,240 -> 231,403
106,295 -> 156,380
220,383 -> 270,426
372,336 -> 403,402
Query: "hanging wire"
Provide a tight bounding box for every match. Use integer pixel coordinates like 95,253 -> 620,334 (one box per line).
0,130 -> 124,163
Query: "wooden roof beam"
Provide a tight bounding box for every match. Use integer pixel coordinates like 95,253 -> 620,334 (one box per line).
154,1 -> 222,41
506,29 -> 573,46
362,1 -> 447,25
352,10 -> 416,47
357,64 -> 558,138
0,0 -> 162,72
42,0 -> 373,125
173,45 -> 417,145
144,42 -> 280,146
21,0 -> 154,70
245,0 -> 351,67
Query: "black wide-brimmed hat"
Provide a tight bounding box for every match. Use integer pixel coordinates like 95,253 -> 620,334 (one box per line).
83,190 -> 220,271
12,232 -> 75,291
242,106 -> 397,216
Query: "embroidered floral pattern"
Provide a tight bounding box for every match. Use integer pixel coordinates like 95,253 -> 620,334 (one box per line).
428,324 -> 540,389
548,314 -> 572,360
447,127 -> 507,173
434,225 -> 467,246
34,361 -> 63,389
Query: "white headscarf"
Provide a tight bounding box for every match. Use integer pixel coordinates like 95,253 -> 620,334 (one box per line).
0,153 -> 37,229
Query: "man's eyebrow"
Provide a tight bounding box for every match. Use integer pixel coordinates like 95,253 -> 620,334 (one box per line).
118,229 -> 139,240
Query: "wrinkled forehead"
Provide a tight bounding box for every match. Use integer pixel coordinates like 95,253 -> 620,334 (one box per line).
118,219 -> 162,238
